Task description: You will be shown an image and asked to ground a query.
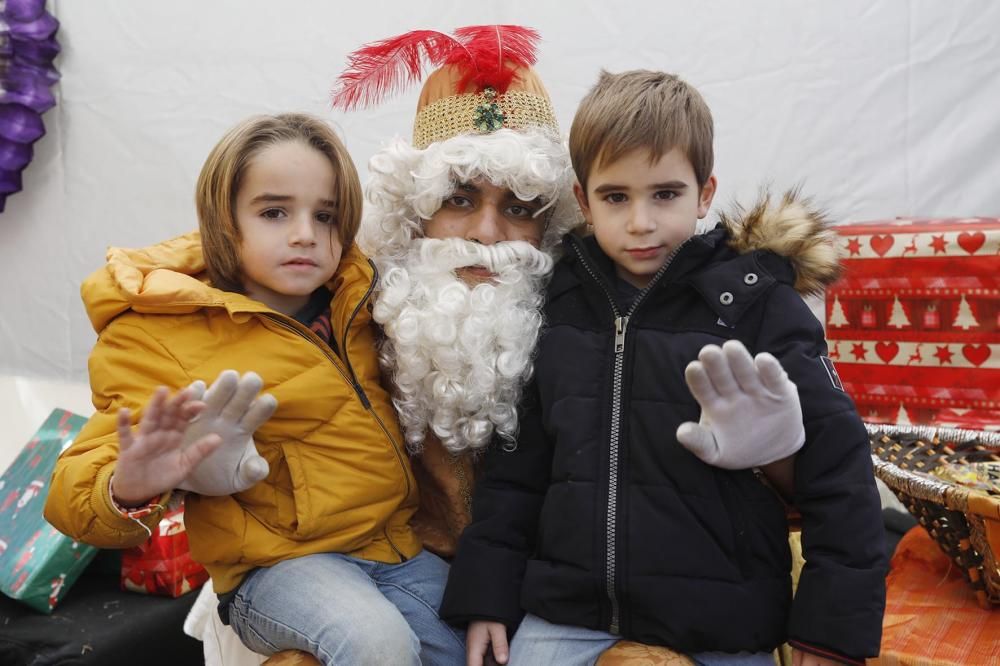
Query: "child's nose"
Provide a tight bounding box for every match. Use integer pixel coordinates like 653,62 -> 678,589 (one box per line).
289,215 -> 317,245
626,205 -> 657,234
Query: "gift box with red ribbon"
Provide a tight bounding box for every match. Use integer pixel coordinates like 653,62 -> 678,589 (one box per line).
121,504 -> 208,597
825,218 -> 999,429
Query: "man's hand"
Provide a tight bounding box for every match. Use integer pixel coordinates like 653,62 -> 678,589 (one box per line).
112,386 -> 222,506
676,339 -> 805,469
466,620 -> 509,666
176,370 -> 277,496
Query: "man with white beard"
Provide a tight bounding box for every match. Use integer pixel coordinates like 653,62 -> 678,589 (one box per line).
353,57 -> 584,554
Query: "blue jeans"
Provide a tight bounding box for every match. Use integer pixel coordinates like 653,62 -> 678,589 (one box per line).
509,613 -> 776,666
227,550 -> 465,666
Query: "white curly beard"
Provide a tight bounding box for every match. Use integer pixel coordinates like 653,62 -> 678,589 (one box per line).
372,237 -> 553,455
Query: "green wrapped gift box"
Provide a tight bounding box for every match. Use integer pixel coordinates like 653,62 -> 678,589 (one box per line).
0,408 -> 99,613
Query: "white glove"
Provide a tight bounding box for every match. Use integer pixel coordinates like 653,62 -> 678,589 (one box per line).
176,370 -> 277,496
676,339 -> 805,469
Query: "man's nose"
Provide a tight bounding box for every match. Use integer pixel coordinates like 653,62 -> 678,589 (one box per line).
465,204 -> 506,245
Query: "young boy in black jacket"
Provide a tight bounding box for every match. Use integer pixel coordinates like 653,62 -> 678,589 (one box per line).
441,70 -> 887,665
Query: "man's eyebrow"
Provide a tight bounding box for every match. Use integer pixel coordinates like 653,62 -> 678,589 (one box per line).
456,182 -> 480,193
503,192 -> 542,205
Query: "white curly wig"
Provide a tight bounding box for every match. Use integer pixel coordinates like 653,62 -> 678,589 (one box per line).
357,127 -> 582,262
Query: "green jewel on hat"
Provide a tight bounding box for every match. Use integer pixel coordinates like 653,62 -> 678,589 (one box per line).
473,87 -> 505,134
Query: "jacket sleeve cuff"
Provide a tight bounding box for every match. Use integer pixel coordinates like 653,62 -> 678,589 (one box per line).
788,571 -> 886,660
788,639 -> 864,665
92,462 -> 170,543
439,539 -> 527,629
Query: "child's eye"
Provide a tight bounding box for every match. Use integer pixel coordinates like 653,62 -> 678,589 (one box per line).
316,212 -> 337,225
261,208 -> 286,220
604,192 -> 627,204
654,190 -> 679,201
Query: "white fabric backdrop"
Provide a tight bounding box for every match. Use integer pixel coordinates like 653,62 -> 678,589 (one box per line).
1,0 -> 999,384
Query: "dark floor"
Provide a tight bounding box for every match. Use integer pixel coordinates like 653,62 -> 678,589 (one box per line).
0,550 -> 202,666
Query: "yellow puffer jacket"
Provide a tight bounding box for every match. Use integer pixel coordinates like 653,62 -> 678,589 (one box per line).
44,232 -> 421,593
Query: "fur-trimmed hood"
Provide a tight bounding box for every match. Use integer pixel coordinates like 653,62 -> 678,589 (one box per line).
719,189 -> 842,297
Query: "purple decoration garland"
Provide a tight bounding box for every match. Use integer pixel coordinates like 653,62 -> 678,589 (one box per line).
0,0 -> 59,211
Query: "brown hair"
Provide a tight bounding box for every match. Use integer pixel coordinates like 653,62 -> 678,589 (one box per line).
569,70 -> 714,192
195,113 -> 363,292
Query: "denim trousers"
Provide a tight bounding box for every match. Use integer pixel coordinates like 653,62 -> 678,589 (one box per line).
509,613 -> 777,666
227,550 -> 466,666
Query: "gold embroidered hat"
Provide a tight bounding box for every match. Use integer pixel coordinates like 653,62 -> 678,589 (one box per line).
332,25 -> 559,149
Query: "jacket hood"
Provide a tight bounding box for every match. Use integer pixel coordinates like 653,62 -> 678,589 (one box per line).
719,189 -> 843,297
82,231 -> 373,333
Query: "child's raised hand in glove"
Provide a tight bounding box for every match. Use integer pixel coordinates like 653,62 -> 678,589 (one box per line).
676,339 -> 805,469
176,370 -> 277,496
111,386 -> 220,507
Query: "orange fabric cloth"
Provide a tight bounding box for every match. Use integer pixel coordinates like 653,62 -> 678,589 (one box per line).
871,526 -> 1000,665
596,642 -> 694,665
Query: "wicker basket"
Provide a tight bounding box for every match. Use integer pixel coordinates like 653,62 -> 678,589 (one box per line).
867,423 -> 1000,610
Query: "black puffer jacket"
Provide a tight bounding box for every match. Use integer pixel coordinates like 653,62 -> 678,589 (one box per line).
441,201 -> 888,660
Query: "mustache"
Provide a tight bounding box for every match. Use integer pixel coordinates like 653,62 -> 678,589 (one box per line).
411,237 -> 553,277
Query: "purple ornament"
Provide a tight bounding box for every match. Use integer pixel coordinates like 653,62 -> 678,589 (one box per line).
9,12 -> 58,41
0,168 -> 24,194
3,0 -> 46,24
0,104 -> 45,143
10,36 -> 60,65
1,67 -> 55,113
0,138 -> 33,170
0,0 -> 59,212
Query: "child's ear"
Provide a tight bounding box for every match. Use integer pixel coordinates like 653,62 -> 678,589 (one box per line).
573,181 -> 593,224
697,174 -> 718,219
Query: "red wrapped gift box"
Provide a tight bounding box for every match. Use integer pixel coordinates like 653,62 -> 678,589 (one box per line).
121,504 -> 208,597
825,218 -> 999,430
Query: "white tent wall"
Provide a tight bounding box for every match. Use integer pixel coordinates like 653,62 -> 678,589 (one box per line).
0,1 -> 997,461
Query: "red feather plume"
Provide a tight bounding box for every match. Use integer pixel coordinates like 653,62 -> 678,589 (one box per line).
331,25 -> 541,111
448,25 -> 540,94
331,30 -> 469,111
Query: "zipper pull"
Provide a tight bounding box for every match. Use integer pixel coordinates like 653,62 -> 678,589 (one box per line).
614,316 -> 629,353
